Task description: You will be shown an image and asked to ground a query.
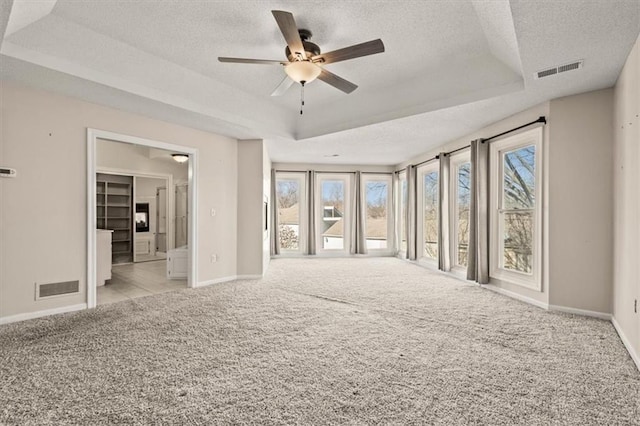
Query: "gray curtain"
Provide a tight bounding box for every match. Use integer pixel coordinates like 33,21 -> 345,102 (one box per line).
350,171 -> 367,254
391,172 -> 398,254
467,139 -> 490,283
305,170 -> 316,255
270,169 -> 280,256
438,153 -> 451,271
406,165 -> 418,260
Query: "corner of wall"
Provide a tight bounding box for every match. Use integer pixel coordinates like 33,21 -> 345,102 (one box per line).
611,33 -> 640,367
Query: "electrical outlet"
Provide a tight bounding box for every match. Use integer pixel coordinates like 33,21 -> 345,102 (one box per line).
211,254 -> 217,263
210,208 -> 216,217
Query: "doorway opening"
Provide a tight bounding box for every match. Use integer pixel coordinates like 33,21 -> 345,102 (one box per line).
87,129 -> 198,308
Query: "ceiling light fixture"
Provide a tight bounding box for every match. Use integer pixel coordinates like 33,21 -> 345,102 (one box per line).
172,154 -> 189,163
284,60 -> 321,115
284,60 -> 321,84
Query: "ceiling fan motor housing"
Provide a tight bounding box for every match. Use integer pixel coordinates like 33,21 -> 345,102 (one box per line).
285,29 -> 321,61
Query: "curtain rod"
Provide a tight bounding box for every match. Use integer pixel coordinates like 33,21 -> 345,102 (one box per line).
395,116 -> 547,173
277,116 -> 547,176
485,116 -> 546,142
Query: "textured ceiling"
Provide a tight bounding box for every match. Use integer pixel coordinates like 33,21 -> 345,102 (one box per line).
1,0 -> 639,165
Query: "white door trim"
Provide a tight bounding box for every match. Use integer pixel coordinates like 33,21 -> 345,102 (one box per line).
87,128 -> 199,309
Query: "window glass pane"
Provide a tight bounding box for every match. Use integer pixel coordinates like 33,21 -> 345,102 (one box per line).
276,179 -> 300,250
365,181 -> 388,249
457,163 -> 471,267
503,145 -> 536,209
501,145 -> 536,273
400,178 -> 408,252
423,171 -> 438,259
502,211 -> 533,273
322,180 -> 345,250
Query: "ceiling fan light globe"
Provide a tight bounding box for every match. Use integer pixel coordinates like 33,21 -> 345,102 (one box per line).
285,61 -> 321,84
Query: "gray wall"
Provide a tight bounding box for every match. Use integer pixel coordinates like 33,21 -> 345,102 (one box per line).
548,89 -> 614,313
236,139 -> 268,277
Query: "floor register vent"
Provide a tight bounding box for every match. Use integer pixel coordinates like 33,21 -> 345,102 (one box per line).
534,60 -> 583,79
35,280 -> 79,300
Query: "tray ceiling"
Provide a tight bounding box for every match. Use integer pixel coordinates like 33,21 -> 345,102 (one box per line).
1,0 -> 638,165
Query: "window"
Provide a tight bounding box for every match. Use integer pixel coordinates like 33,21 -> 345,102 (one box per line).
398,172 -> 408,254
417,164 -> 438,262
490,128 -> 543,289
450,155 -> 471,269
317,174 -> 350,252
363,175 -> 392,251
276,173 -> 306,252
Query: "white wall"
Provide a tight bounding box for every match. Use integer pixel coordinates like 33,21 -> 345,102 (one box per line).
0,82 -> 239,318
613,34 -> 640,365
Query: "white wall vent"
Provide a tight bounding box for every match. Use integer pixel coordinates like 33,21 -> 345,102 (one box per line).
35,280 -> 79,300
534,60 -> 583,79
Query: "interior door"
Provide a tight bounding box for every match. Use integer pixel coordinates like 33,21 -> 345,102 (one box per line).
156,187 -> 167,253
175,184 -> 188,248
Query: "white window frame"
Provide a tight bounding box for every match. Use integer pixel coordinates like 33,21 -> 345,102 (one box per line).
449,151 -> 471,275
362,174 -> 393,254
316,173 -> 351,254
275,172 -> 307,255
489,127 -> 543,290
416,162 -> 439,265
397,171 -> 408,257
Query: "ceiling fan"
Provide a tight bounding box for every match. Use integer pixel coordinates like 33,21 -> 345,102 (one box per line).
218,10 -> 385,106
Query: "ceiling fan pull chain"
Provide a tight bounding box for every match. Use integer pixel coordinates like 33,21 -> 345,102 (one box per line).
300,81 -> 305,115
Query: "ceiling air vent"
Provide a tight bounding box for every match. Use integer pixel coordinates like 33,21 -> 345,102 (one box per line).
535,60 -> 583,79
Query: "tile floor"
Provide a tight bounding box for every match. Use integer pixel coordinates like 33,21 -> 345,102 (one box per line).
135,252 -> 167,263
97,260 -> 187,305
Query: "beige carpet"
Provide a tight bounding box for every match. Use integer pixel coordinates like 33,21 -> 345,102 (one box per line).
1,257 -> 639,425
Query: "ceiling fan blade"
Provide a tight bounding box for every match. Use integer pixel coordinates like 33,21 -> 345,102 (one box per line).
272,10 -> 306,60
218,57 -> 287,65
318,69 -> 358,94
271,76 -> 295,96
312,39 -> 385,65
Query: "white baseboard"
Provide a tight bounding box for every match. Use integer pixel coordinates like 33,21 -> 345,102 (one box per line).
0,303 -> 87,325
612,316 -> 640,372
236,274 -> 263,280
548,304 -> 612,321
195,274 -> 263,288
195,276 -> 238,287
481,284 -> 549,310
